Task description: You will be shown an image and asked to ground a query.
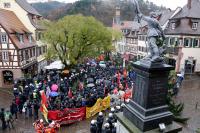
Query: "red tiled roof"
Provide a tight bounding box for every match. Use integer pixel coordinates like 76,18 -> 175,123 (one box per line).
0,9 -> 37,49
0,9 -> 30,34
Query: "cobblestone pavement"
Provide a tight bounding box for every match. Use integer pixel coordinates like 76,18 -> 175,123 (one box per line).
0,75 -> 200,133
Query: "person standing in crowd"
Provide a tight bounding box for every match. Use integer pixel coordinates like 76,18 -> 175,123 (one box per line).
0,108 -> 7,130
111,123 -> 117,133
13,88 -> 19,98
10,100 -> 18,120
107,113 -> 115,131
96,112 -> 104,133
27,100 -> 33,117
5,110 -> 14,129
33,100 -> 40,120
104,123 -> 111,133
90,120 -> 97,133
23,101 -> 28,118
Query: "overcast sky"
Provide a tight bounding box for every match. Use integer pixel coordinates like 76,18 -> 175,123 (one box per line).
55,0 -> 187,10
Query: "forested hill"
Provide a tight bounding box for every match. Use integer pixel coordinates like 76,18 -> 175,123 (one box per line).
31,0 -> 166,26
31,1 -> 67,16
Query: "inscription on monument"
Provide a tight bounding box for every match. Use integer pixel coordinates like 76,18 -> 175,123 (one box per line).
134,74 -> 146,107
148,79 -> 167,108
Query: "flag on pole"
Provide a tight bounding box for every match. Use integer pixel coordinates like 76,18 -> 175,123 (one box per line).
40,90 -> 48,123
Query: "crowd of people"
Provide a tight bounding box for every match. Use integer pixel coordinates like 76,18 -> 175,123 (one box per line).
90,106 -> 123,133
0,59 -> 135,131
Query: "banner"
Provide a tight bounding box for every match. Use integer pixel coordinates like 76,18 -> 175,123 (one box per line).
48,107 -> 86,125
86,96 -> 111,118
86,99 -> 102,119
101,96 -> 111,111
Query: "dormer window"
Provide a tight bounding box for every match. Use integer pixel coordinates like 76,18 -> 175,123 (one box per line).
4,3 -> 11,8
192,22 -> 198,30
28,35 -> 32,43
17,34 -> 24,43
171,23 -> 176,30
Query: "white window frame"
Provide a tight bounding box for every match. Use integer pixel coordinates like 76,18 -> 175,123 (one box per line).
172,23 -> 176,30
193,38 -> 199,48
184,38 -> 191,47
2,51 -> 9,61
19,35 -> 24,43
4,2 -> 11,8
192,22 -> 198,30
1,34 -> 8,43
28,35 -> 32,43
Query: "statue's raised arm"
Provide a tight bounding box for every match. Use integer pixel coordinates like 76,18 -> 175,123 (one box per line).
131,0 -> 142,23
131,0 -> 166,63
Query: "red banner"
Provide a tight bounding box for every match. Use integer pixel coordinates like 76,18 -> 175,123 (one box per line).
48,107 -> 86,125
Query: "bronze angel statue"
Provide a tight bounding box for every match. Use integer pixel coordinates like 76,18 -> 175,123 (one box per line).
131,0 -> 167,62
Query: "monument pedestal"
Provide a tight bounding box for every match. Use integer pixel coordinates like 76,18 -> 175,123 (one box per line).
116,112 -> 182,133
121,61 -> 182,132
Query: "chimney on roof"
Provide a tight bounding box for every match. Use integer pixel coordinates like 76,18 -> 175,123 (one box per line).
187,0 -> 192,9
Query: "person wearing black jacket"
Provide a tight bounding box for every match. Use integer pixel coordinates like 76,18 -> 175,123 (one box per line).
107,113 -> 115,130
104,123 -> 112,133
90,120 -> 97,133
96,112 -> 104,133
33,101 -> 40,120
10,101 -> 18,119
0,108 -> 6,130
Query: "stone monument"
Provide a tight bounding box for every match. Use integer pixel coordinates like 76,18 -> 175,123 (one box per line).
116,0 -> 182,132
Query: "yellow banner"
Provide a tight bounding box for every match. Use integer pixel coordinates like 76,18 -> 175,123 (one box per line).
102,96 -> 111,111
86,96 -> 111,118
86,99 -> 102,119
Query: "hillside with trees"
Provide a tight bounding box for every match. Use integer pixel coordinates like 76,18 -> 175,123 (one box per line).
31,1 -> 67,17
32,0 -> 166,26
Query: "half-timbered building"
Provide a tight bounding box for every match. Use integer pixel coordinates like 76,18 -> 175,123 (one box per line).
0,0 -> 47,74
0,9 -> 37,88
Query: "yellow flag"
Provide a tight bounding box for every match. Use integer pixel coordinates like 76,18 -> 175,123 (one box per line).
42,104 -> 49,123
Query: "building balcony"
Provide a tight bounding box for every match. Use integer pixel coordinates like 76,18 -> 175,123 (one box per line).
166,47 -> 179,55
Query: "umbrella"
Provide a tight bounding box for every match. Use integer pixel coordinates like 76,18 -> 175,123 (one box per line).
87,78 -> 94,83
71,69 -> 76,73
104,80 -> 111,85
87,83 -> 95,88
51,84 -> 58,92
49,91 -> 59,97
62,70 -> 70,74
113,88 -> 118,95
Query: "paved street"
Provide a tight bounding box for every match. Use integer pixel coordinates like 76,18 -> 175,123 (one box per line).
0,75 -> 200,133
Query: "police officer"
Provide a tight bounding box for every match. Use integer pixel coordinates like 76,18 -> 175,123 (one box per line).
104,123 -> 112,133
107,113 -> 115,130
112,123 -> 117,133
96,112 -> 104,133
90,120 -> 97,133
